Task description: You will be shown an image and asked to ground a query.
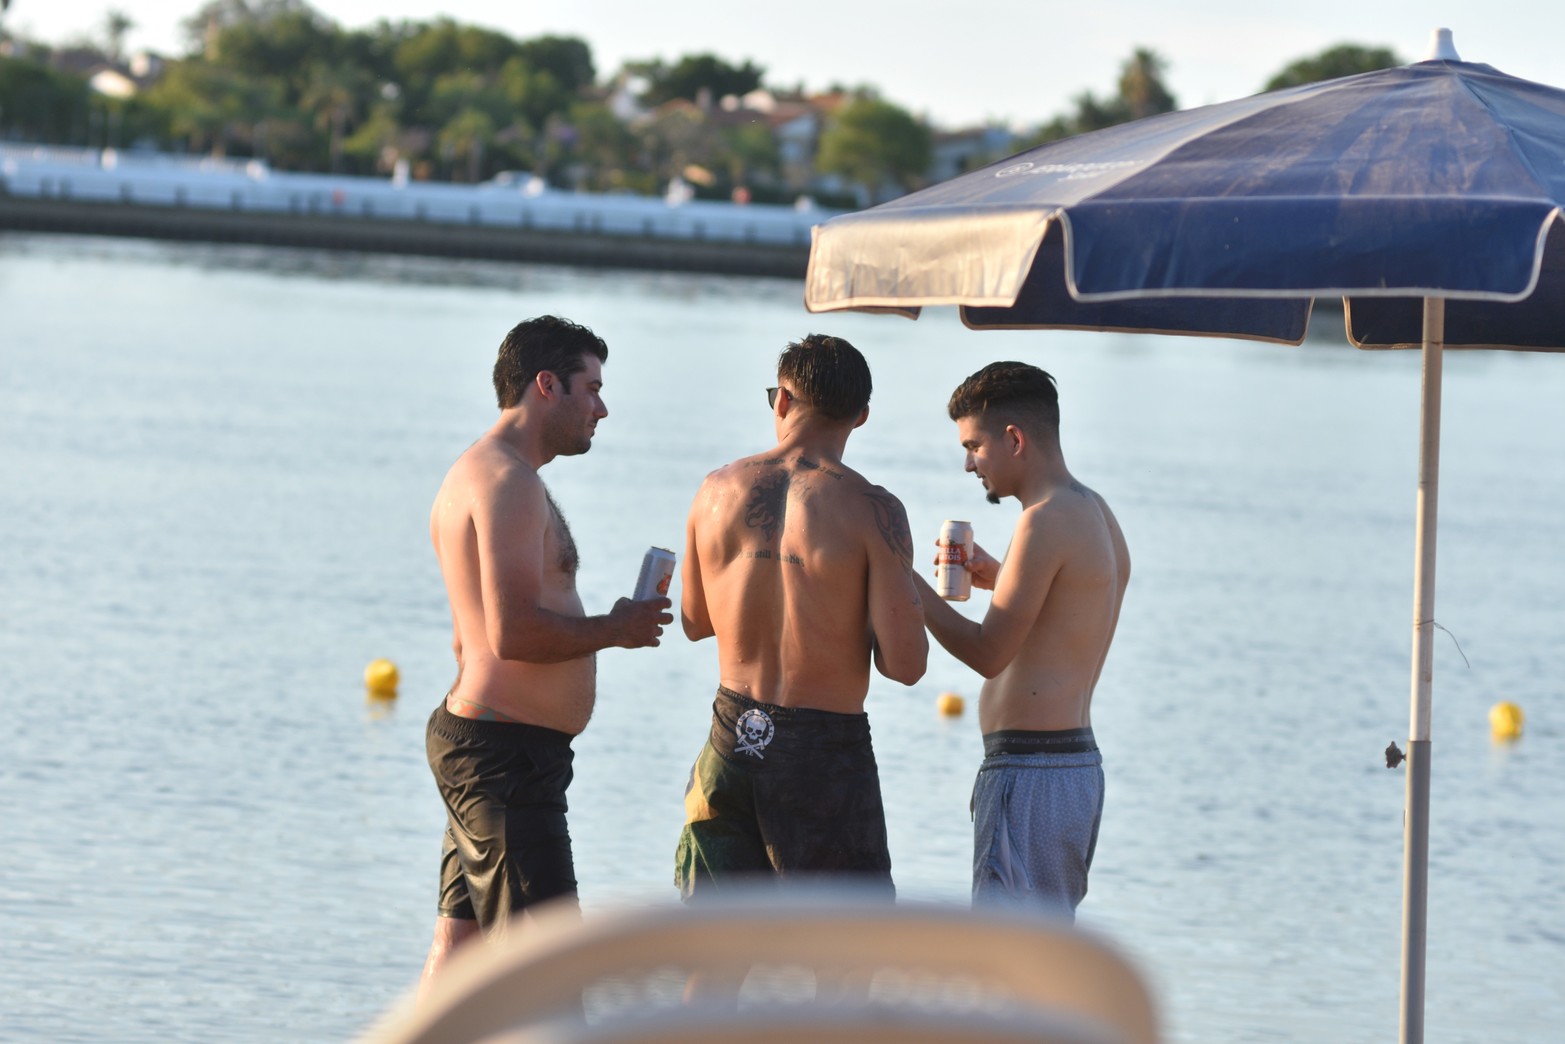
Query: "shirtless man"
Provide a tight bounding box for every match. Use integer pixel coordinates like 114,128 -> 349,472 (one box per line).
419,315 -> 671,995
916,361 -> 1130,919
675,334 -> 927,898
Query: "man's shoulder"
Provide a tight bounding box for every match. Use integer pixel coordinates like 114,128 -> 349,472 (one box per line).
446,438 -> 543,505
1018,479 -> 1118,549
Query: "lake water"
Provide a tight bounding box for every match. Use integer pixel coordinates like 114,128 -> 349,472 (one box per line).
1,233 -> 1561,1043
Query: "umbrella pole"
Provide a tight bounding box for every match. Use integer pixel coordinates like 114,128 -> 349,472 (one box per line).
1400,297 -> 1444,1044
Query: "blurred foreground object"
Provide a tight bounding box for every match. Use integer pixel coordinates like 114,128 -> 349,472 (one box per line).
362,886 -> 1158,1044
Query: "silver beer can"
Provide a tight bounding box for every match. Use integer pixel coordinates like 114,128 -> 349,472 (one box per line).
633,546 -> 677,601
935,520 -> 974,601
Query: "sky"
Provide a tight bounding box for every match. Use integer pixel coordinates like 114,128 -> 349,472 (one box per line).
7,1 -> 1565,130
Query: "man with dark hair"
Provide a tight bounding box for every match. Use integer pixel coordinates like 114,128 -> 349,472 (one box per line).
917,360 -> 1130,920
675,333 -> 927,898
419,315 -> 671,997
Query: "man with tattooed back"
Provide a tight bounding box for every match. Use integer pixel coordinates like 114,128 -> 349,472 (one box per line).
675,334 -> 928,897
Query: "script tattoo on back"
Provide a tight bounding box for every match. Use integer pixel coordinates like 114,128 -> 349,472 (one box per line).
864,488 -> 913,569
743,470 -> 790,541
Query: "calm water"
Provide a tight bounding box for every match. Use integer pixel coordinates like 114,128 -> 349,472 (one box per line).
1,233 -> 1561,1042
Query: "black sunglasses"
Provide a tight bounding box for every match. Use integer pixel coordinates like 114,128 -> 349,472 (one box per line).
766,386 -> 789,409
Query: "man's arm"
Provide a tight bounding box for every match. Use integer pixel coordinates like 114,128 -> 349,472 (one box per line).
863,487 -> 928,685
680,482 -> 715,641
477,468 -> 668,661
918,507 -> 1061,679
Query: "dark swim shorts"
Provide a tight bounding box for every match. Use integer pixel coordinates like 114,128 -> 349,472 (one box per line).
674,686 -> 894,899
426,702 -> 578,932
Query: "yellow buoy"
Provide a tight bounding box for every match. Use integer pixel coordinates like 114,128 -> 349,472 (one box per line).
937,692 -> 965,716
1489,701 -> 1524,741
364,658 -> 400,697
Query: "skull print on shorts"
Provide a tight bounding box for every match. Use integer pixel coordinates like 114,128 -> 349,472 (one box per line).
734,707 -> 775,759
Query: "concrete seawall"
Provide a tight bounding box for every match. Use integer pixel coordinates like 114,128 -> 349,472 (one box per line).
0,194 -> 812,278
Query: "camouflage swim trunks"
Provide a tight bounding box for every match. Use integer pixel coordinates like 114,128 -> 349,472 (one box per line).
674,686 -> 894,899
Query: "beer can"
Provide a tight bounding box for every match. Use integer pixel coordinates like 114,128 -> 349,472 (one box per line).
633,546 -> 677,601
935,520 -> 974,601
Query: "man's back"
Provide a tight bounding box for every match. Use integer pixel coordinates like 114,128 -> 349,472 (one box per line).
684,448 -> 925,713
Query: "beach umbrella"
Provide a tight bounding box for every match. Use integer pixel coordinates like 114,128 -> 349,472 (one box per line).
803,29 -> 1565,1044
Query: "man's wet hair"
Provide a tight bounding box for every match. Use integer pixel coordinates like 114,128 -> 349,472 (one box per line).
776,334 -> 872,422
493,315 -> 609,409
947,361 -> 1060,436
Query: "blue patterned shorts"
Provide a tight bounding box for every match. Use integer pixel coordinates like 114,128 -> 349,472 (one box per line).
971,730 -> 1104,919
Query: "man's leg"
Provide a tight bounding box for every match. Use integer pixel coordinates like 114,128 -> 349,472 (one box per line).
417,915 -> 481,1005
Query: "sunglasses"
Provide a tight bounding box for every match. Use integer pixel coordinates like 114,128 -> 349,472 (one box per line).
766,386 -> 790,409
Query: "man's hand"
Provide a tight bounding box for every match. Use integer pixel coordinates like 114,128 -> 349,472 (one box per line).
607,596 -> 674,648
967,543 -> 1000,590
931,538 -> 1001,590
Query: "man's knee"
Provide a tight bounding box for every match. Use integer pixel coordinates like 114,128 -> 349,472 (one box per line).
430,914 -> 481,953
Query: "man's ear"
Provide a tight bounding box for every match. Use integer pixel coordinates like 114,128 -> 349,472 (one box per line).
1006,424 -> 1027,456
852,405 -> 869,430
533,371 -> 557,401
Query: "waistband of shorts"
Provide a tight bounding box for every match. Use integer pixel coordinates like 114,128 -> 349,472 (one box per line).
429,701 -> 576,748
716,685 -> 868,727
983,727 -> 1097,757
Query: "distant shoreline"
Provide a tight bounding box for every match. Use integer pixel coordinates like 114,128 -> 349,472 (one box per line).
0,195 -> 813,278
0,144 -> 828,279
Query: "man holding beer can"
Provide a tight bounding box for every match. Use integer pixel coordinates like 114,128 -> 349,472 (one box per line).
914,361 -> 1130,921
675,334 -> 927,902
418,316 -> 672,1000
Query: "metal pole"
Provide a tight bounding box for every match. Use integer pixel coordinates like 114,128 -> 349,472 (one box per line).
1400,297 -> 1443,1044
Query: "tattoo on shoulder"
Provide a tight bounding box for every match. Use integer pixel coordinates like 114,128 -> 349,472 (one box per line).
1070,480 -> 1094,498
748,457 -> 786,468
744,470 -> 790,541
863,489 -> 913,568
796,457 -> 845,480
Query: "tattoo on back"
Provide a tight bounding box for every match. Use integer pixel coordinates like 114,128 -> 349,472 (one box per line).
797,457 -> 845,480
744,470 -> 790,541
864,489 -> 913,568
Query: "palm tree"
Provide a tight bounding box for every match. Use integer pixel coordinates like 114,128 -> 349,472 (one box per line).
301,62 -> 368,172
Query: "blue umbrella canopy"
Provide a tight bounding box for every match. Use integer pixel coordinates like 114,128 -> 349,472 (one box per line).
806,56 -> 1565,350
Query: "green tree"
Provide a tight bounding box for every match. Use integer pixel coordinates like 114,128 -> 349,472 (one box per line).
181,0 -> 323,57
1026,47 -> 1177,145
515,35 -> 594,95
340,101 -> 402,172
141,58 -> 281,156
1119,48 -> 1176,120
642,53 -> 763,106
439,106 -> 495,181
1264,44 -> 1402,91
720,120 -> 781,191
102,9 -> 135,63
0,56 -> 92,142
563,100 -> 639,191
816,96 -> 931,203
300,61 -> 369,171
497,55 -> 567,130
